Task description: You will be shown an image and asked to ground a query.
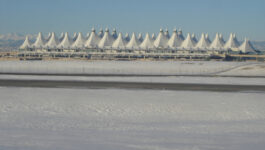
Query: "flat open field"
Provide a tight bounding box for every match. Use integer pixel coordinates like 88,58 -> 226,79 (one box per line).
0,87 -> 265,150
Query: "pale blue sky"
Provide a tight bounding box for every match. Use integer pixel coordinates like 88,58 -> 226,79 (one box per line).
0,0 -> 265,41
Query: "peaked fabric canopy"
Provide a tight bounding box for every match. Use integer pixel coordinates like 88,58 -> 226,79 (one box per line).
45,32 -> 59,49
32,32 -> 46,49
177,29 -> 185,41
73,32 -> 78,41
20,35 -> 31,49
126,33 -> 140,49
140,33 -> 155,49
195,33 -> 211,49
58,32 -> 72,49
112,29 -> 118,39
112,33 -> 126,49
151,33 -> 156,41
98,28 -> 114,48
239,38 -> 256,53
224,33 -> 240,50
210,33 -> 225,50
20,28 -> 256,52
191,33 -> 198,43
154,29 -> 168,48
167,29 -> 183,48
98,29 -> 104,38
85,28 -> 100,48
124,33 -> 130,43
72,32 -> 85,49
181,33 -> 196,49
138,33 -> 143,43
59,32 -> 65,42
164,29 -> 170,39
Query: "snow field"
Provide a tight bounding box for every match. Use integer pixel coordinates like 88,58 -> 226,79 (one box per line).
0,61 -> 260,76
0,87 -> 265,150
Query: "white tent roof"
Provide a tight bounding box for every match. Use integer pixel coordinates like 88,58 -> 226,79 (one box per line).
191,33 -> 198,43
85,28 -> 100,48
112,33 -> 126,49
195,33 -> 210,49
86,32 -> 90,40
98,28 -> 114,48
164,29 -> 170,39
154,29 -> 168,48
98,29 -> 104,38
224,33 -> 240,49
57,32 -> 72,49
210,33 -> 225,50
138,33 -> 143,43
205,33 -> 211,44
151,33 -> 156,40
32,32 -> 46,48
124,33 -> 130,43
181,33 -> 196,49
140,33 -> 155,49
112,28 -> 118,39
126,32 -> 140,49
238,38 -> 256,53
177,29 -> 185,41
73,32 -> 78,41
219,34 -> 225,44
72,32 -> 85,49
59,32 -> 65,42
45,32 -> 59,49
167,29 -> 183,48
20,35 -> 31,49
46,32 -> 51,42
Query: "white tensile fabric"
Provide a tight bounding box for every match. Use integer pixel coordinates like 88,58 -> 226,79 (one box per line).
164,29 -> 170,39
46,32 -> 51,42
124,33 -> 130,43
191,33 -> 198,43
210,33 -> 225,50
177,29 -> 185,41
112,29 -> 118,39
112,33 -> 126,49
20,35 -> 31,49
59,32 -> 65,42
72,32 -> 85,49
205,33 -> 211,44
238,38 -> 256,53
98,29 -> 104,38
195,33 -> 211,50
98,28 -> 114,48
57,32 -> 72,49
86,32 -> 90,40
72,32 -> 78,41
181,33 -> 196,49
151,33 -> 156,40
224,33 -> 240,50
32,32 -> 46,48
138,33 -> 143,43
154,29 -> 168,48
85,28 -> 100,48
140,33 -> 155,49
45,32 -> 59,49
126,33 -> 140,49
167,29 -> 183,48
20,29 -> 256,51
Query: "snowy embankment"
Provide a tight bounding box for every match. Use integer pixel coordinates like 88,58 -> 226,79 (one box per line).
0,60 -> 264,77
0,87 -> 265,150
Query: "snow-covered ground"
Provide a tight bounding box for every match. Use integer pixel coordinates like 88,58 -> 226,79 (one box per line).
0,60 -> 264,76
0,87 -> 265,150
